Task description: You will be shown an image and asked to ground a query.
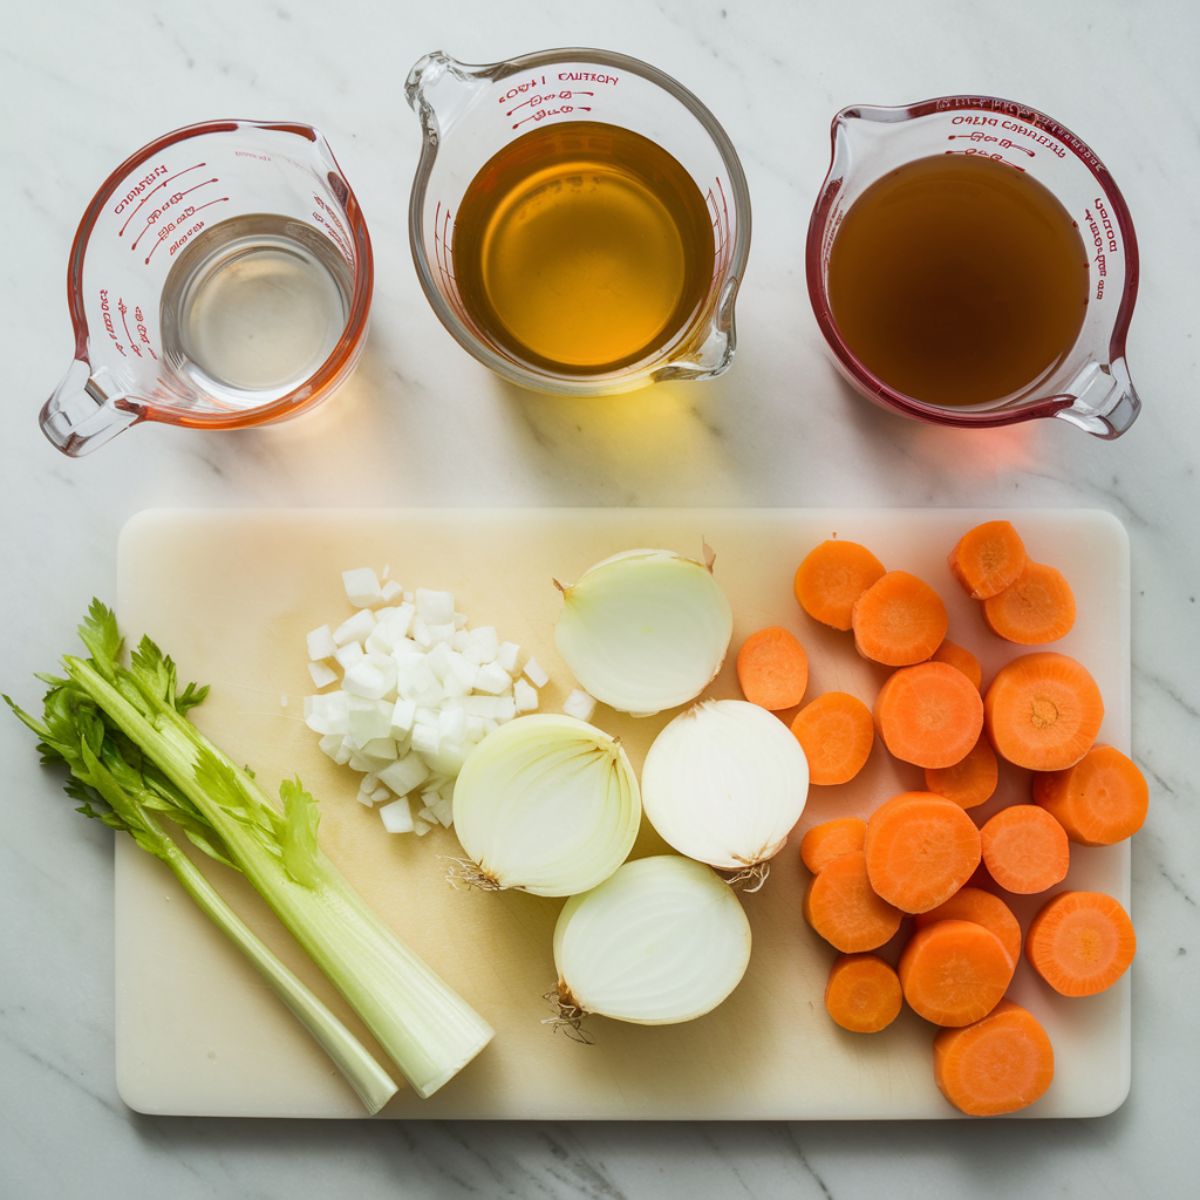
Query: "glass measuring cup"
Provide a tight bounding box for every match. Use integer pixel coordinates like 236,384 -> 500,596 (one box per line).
806,95 -> 1140,438
42,120 -> 372,456
405,48 -> 751,395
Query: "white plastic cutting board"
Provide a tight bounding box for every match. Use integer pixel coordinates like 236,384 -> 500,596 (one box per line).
114,508 -> 1131,1119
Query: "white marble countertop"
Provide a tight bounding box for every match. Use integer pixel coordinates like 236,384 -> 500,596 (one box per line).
3,0 -> 1198,1195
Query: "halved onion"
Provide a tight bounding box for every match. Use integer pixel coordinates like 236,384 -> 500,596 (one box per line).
554,548 -> 733,716
550,855 -> 752,1032
641,699 -> 809,885
450,714 -> 640,897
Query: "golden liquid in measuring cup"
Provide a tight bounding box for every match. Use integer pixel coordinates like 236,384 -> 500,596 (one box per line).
827,155 -> 1089,408
452,122 -> 716,375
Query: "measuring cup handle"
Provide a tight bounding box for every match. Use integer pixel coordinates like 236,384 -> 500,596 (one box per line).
40,360 -> 143,456
1055,356 -> 1141,440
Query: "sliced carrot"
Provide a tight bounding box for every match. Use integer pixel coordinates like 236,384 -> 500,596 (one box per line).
982,562 -> 1077,645
864,792 -> 981,913
948,520 -> 1027,600
736,626 -> 809,711
825,954 -> 902,1034
915,886 -> 1022,965
984,652 -> 1104,771
980,805 -> 1070,894
1033,745 -> 1148,846
899,919 -> 1014,1026
934,1001 -> 1054,1115
932,639 -> 983,690
804,850 -> 903,953
790,692 -> 874,785
924,737 -> 999,810
874,661 -> 983,769
794,540 -> 886,631
851,570 -> 948,666
1026,890 -> 1136,997
800,817 -> 867,874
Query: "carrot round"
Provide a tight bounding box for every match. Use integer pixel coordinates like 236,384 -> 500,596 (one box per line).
1033,745 -> 1148,846
1026,890 -> 1136,997
932,639 -> 983,690
915,887 -> 1022,965
800,817 -> 867,874
804,850 -> 902,953
899,919 -> 1014,1026
824,954 -> 902,1034
982,562 -> 1077,645
980,805 -> 1070,895
790,692 -> 874,785
934,1001 -> 1054,1115
948,520 -> 1027,600
864,792 -> 982,913
984,652 -> 1104,771
851,571 -> 948,666
874,661 -> 983,769
794,540 -> 886,631
736,626 -> 809,711
924,737 -> 999,810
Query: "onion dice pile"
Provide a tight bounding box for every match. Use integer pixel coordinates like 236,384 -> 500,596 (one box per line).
303,567 -> 546,836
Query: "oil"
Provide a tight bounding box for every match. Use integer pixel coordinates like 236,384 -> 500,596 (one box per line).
451,121 -> 715,375
827,155 -> 1089,408
160,214 -> 352,408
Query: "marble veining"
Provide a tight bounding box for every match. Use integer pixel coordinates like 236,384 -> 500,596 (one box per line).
2,0 -> 1199,1196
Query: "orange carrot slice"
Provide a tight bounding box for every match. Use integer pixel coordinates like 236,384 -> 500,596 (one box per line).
1026,890 -> 1136,997
851,570 -> 948,666
825,954 -> 902,1034
800,817 -> 867,874
980,805 -> 1070,894
948,520 -> 1027,600
736,626 -> 809,711
924,737 -> 999,810
790,692 -> 874,785
874,661 -> 983,769
804,850 -> 903,953
915,886 -> 1022,965
1032,745 -> 1148,846
984,652 -> 1104,771
864,792 -> 982,913
899,919 -> 1014,1026
794,540 -> 886,631
934,1001 -> 1054,1115
932,639 -> 983,690
982,562 -> 1077,645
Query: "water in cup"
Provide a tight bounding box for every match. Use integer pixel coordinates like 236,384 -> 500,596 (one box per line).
451,121 -> 716,375
158,213 -> 354,410
825,154 -> 1089,409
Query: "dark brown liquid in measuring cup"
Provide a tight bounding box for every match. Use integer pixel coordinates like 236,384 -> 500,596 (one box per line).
827,155 -> 1089,408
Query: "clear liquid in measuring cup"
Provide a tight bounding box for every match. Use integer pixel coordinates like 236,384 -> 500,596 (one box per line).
159,214 -> 352,409
452,122 -> 716,376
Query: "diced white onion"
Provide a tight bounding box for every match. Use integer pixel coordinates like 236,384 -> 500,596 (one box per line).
562,688 -> 596,723
641,700 -> 809,884
380,796 -> 414,833
308,661 -> 338,689
306,624 -> 337,661
343,567 -> 383,608
554,548 -> 733,716
551,856 -> 751,1031
513,679 -> 539,712
523,657 -> 549,688
451,715 -> 640,896
334,609 -> 376,646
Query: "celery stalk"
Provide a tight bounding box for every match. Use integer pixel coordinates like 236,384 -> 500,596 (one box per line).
9,602 -> 493,1102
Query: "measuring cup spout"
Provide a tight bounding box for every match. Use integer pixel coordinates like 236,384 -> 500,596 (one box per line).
405,51 -> 491,143
655,278 -> 741,383
1055,356 -> 1141,439
40,360 -> 143,456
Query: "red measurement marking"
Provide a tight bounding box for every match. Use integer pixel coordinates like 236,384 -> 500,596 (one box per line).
118,299 -> 142,359
144,197 -> 229,264
507,90 -> 594,116
947,133 -> 1035,157
432,200 -> 473,331
942,149 -> 1026,171
118,163 -> 208,236
130,178 -> 219,251
512,104 -> 591,130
